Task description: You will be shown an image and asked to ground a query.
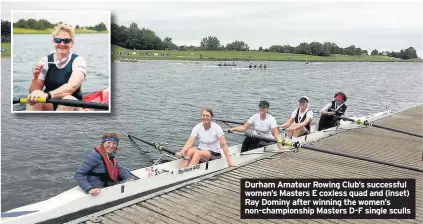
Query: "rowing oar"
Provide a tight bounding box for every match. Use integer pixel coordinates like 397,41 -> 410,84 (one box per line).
216,119 -> 286,130
226,130 -> 295,147
226,130 -> 423,173
127,134 -> 184,158
338,116 -> 423,138
13,97 -> 109,110
215,119 -> 245,125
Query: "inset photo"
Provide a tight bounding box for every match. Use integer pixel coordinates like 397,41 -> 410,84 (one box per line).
11,11 -> 111,113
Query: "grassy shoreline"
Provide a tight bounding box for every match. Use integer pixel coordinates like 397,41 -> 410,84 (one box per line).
112,45 -> 422,62
2,43 -> 421,62
13,28 -> 108,34
1,43 -> 11,57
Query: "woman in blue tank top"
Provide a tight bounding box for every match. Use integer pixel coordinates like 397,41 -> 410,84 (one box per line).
27,23 -> 87,111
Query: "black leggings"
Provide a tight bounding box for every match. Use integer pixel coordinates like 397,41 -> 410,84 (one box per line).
318,115 -> 340,131
241,136 -> 273,152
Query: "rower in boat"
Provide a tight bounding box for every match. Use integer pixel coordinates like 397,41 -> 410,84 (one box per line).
227,100 -> 283,152
74,132 -> 135,196
318,92 -> 348,131
177,107 -> 237,168
249,64 -> 252,68
218,62 -> 222,66
280,96 -> 313,141
259,64 -> 262,68
27,23 -> 87,111
264,64 -> 267,69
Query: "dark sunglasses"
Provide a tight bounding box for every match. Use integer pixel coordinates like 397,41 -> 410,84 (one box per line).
53,38 -> 73,44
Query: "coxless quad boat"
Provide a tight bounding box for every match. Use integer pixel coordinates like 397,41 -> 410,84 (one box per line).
1,110 -> 392,224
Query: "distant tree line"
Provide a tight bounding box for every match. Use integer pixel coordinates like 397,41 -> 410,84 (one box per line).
111,22 -> 177,50
3,19 -> 419,60
13,19 -> 107,31
1,20 -> 11,42
84,22 -> 107,31
265,43 -> 418,60
370,48 -> 418,60
112,22 -> 419,59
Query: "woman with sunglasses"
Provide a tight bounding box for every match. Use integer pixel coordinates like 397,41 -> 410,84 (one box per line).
27,23 -> 86,111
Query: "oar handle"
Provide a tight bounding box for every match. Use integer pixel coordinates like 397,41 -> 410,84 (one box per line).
14,97 -> 108,110
14,98 -> 46,104
226,130 -> 297,147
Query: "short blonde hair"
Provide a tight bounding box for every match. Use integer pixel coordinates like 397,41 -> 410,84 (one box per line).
52,23 -> 75,39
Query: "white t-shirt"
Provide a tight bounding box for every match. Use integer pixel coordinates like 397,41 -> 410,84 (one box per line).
37,53 -> 87,80
190,121 -> 224,153
247,113 -> 278,139
290,108 -> 313,123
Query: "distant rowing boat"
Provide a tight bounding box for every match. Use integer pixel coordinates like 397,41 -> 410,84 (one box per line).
119,58 -> 138,62
169,61 -> 200,65
217,64 -> 236,67
232,67 -> 267,70
0,110 -> 391,224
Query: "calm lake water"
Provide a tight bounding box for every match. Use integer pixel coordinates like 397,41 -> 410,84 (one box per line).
12,34 -> 110,111
1,58 -> 422,211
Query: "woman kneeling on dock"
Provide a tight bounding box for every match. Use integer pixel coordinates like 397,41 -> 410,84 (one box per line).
177,107 -> 238,168
75,132 -> 135,196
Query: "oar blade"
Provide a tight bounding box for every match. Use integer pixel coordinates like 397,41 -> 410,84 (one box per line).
127,134 -> 178,156
12,97 -> 108,110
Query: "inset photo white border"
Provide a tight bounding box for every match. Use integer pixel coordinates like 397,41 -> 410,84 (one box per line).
11,10 -> 111,113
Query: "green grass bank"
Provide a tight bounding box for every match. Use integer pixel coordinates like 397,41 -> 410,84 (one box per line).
1,43 -> 11,57
112,45 -> 422,62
